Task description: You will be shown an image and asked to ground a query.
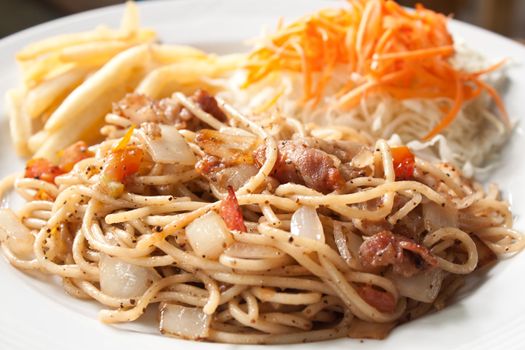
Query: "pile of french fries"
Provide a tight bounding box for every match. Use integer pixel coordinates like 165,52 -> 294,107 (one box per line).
6,1 -> 243,160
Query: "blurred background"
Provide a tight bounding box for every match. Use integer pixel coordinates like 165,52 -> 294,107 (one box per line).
0,0 -> 524,40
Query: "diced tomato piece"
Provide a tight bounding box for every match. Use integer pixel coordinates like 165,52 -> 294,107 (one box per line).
356,285 -> 396,313
24,158 -> 65,184
34,189 -> 54,201
103,146 -> 144,183
58,141 -> 94,172
391,146 -> 415,180
219,186 -> 247,232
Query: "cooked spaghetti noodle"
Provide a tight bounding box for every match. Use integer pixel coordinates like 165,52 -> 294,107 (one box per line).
0,91 -> 523,344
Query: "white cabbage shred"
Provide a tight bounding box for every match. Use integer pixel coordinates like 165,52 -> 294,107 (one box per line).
217,44 -> 511,177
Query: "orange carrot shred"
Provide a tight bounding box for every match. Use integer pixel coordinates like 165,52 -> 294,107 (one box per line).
243,0 -> 509,137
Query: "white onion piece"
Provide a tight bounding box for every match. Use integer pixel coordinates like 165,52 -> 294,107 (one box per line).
351,148 -> 374,168
185,211 -> 233,259
99,254 -> 156,298
0,208 -> 34,259
422,202 -> 458,233
225,242 -> 283,259
196,129 -> 258,162
291,206 -> 325,242
160,303 -> 211,340
387,268 -> 446,303
333,222 -> 352,263
137,124 -> 196,165
216,164 -> 258,190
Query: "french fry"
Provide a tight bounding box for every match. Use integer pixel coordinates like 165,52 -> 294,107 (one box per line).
120,1 -> 140,34
59,41 -> 133,65
16,2 -> 154,65
151,44 -> 209,64
24,67 -> 89,119
35,84 -> 132,159
22,53 -> 65,86
16,26 -> 132,62
27,130 -> 49,154
8,1 -> 247,159
135,61 -> 215,99
131,28 -> 157,44
44,44 -> 151,132
136,53 -> 243,99
5,89 -> 31,156
214,53 -> 245,71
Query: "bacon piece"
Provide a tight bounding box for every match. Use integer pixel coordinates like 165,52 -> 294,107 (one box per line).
302,137 -> 365,163
195,129 -> 258,166
196,154 -> 224,177
359,230 -> 437,277
113,90 -> 226,131
58,141 -> 94,172
391,146 -> 415,180
192,89 -> 227,122
356,285 -> 396,313
397,240 -> 437,266
112,93 -> 166,124
254,139 -> 345,194
219,186 -> 247,232
25,158 -> 64,184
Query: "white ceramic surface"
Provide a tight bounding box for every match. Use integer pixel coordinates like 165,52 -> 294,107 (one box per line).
0,1 -> 524,349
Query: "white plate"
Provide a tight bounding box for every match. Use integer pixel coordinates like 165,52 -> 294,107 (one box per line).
1,1 -> 524,349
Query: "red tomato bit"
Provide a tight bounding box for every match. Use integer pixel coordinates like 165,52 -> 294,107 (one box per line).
58,141 -> 94,172
356,285 -> 396,314
103,146 -> 144,183
391,146 -> 415,180
24,158 -> 64,184
219,186 -> 247,232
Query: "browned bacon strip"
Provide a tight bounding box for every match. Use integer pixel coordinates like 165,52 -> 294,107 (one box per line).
219,186 -> 247,232
359,230 -> 437,277
113,90 -> 226,131
192,89 -> 227,122
356,285 -> 396,313
254,139 -> 345,194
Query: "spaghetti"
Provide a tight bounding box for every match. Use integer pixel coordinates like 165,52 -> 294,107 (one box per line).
0,91 -> 523,344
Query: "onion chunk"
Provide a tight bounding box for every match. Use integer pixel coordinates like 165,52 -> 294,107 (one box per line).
387,268 -> 446,303
0,208 -> 34,259
99,254 -> 156,298
160,303 -> 211,340
291,206 -> 325,242
137,124 -> 196,165
422,202 -> 458,233
186,211 -> 233,259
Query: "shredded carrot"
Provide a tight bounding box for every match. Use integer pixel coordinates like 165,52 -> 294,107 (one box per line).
423,72 -> 464,140
243,0 -> 509,138
373,45 -> 454,61
114,124 -> 136,151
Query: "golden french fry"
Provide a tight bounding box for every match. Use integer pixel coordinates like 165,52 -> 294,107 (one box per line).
214,53 -> 245,72
24,67 -> 89,119
120,1 -> 140,34
5,88 -> 31,156
35,84 -> 130,160
16,26 -> 131,62
59,41 -> 132,64
151,44 -> 209,64
136,53 -> 244,98
17,0 -> 155,63
27,130 -> 49,154
132,28 -> 157,44
44,44 -> 151,132
22,53 -> 66,86
135,61 -> 215,98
